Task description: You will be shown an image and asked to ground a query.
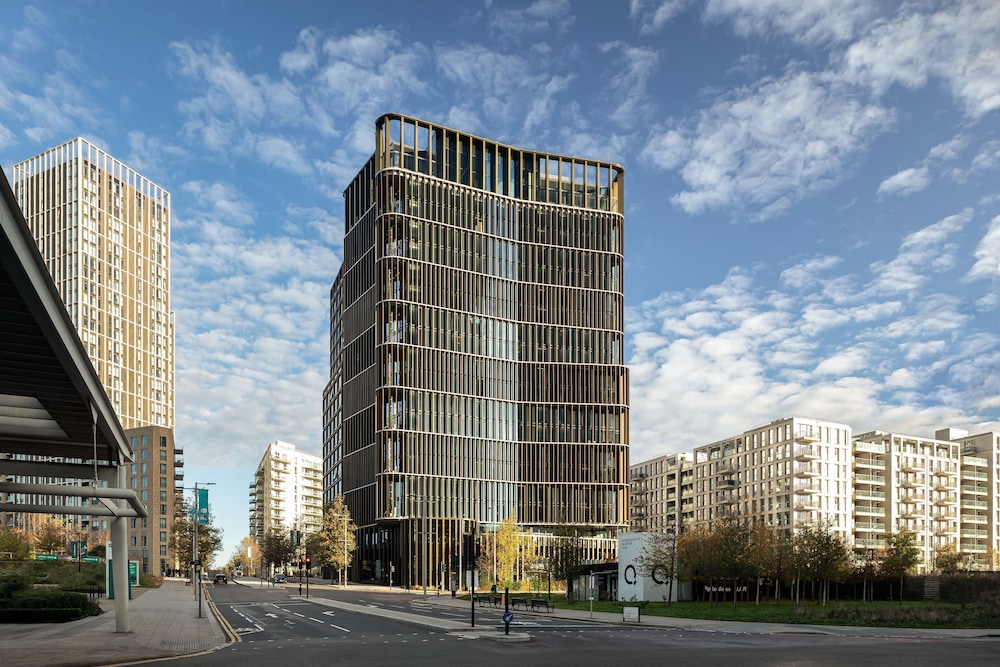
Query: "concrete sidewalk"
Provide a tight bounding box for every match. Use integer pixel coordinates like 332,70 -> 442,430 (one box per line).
0,577 -> 227,667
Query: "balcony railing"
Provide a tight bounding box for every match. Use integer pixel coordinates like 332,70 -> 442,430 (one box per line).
856,538 -> 886,549
854,505 -> 885,516
853,458 -> 886,469
854,474 -> 885,485
854,441 -> 885,454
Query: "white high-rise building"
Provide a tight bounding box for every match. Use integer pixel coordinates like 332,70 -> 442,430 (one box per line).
249,441 -> 323,546
11,138 -> 179,575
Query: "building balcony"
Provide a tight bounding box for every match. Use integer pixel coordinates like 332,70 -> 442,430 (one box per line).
935,526 -> 956,536
962,456 -> 988,468
795,500 -> 820,512
718,478 -> 738,488
934,494 -> 957,506
854,441 -> 885,454
960,514 -> 988,524
961,543 -> 988,553
717,492 -> 738,505
853,458 -> 886,469
932,480 -> 952,492
961,499 -> 988,510
854,489 -> 885,501
854,473 -> 885,485
174,457 -> 184,468
961,485 -> 988,496
795,482 -> 821,495
795,445 -> 820,460
174,447 -> 184,455
962,470 -> 988,481
933,510 -> 956,521
854,505 -> 885,517
717,461 -> 739,474
961,529 -> 988,539
174,472 -> 183,482
899,477 -> 920,489
901,462 -> 922,473
856,538 -> 886,549
899,505 -> 921,519
855,522 -> 886,532
795,430 -> 821,444
632,498 -> 647,507
795,464 -> 821,478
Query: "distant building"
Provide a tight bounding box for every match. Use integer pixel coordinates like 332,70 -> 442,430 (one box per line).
10,139 -> 180,574
249,441 -> 323,549
630,417 -> 1000,573
324,113 -> 629,587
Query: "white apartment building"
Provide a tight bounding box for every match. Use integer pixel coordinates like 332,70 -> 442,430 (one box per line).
249,441 -> 323,545
630,417 -> 1000,573
10,139 -> 179,573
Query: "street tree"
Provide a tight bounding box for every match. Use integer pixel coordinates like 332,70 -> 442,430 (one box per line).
0,527 -> 30,559
935,543 -> 962,575
310,495 -> 357,585
677,524 -> 719,603
494,513 -> 534,591
170,501 -> 224,570
229,536 -> 259,576
33,515 -> 67,554
882,530 -> 920,604
715,515 -> 753,607
792,523 -> 851,606
261,529 -> 294,575
548,522 -> 586,603
635,529 -> 678,605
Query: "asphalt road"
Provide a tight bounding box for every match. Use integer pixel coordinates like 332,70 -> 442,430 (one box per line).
161,581 -> 1000,667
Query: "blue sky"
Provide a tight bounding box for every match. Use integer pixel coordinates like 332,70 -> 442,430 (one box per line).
2,1 -> 998,565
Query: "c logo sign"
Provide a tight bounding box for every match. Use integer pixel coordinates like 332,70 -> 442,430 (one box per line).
623,564 -> 636,585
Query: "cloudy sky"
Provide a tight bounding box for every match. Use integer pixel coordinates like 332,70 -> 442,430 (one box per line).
2,0 -> 998,563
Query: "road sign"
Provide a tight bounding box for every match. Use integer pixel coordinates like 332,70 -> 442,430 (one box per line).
35,554 -> 58,560
503,611 -> 514,624
81,556 -> 101,563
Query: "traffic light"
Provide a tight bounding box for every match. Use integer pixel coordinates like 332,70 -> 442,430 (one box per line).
306,557 -> 311,566
298,558 -> 303,567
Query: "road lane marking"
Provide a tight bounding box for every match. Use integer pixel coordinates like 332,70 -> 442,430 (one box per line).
310,617 -> 325,623
329,623 -> 351,632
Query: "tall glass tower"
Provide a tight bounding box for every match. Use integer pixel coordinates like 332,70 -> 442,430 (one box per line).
324,114 -> 628,588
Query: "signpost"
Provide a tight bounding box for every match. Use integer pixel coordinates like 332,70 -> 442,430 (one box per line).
35,553 -> 58,561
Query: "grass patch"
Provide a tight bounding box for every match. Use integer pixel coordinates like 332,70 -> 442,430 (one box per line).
549,597 -> 1000,629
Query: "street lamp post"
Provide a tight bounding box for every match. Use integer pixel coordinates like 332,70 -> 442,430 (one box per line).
188,482 -> 214,618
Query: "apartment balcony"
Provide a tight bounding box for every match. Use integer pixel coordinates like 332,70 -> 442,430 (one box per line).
854,473 -> 885,485
932,480 -> 952,492
795,429 -> 821,443
963,470 -> 988,482
717,492 -> 738,505
854,441 -> 885,454
898,490 -> 922,503
962,456 -> 988,468
961,543 -> 988,553
631,471 -> 647,480
718,477 -> 738,488
174,447 -> 184,456
961,485 -> 988,496
933,510 -> 956,521
174,472 -> 183,482
855,522 -> 886,532
853,458 -> 886,470
934,494 -> 957,506
174,457 -> 184,468
961,529 -> 988,539
899,504 -> 921,519
795,463 -> 821,478
795,444 -> 820,460
961,498 -> 988,510
795,500 -> 820,512
899,477 -> 920,489
960,514 -> 988,524
935,526 -> 957,536
854,489 -> 885,501
856,538 -> 886,549
854,505 -> 885,517
717,461 -> 739,474
795,517 -> 816,529
933,465 -> 957,477
901,461 -> 922,473
632,498 -> 647,507
794,482 -> 821,495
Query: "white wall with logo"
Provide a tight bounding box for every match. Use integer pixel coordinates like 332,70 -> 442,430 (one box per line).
617,532 -> 679,602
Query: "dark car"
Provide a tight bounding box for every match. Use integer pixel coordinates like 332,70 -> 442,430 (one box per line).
273,573 -> 286,584
214,573 -> 227,584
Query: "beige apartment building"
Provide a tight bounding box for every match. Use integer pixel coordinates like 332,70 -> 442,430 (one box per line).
249,441 -> 323,551
10,139 -> 180,573
630,417 -> 1000,573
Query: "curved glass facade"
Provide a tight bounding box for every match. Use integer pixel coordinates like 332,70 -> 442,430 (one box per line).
326,114 -> 628,587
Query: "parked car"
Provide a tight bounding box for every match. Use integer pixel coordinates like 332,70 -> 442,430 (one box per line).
272,573 -> 286,583
214,573 -> 227,584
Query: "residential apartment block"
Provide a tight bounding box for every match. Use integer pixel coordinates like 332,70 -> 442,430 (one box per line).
324,114 -> 629,587
249,441 -> 323,547
10,139 -> 180,573
630,416 -> 1000,572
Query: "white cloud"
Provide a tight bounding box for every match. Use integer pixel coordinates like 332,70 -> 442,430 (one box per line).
877,166 -> 930,197
780,255 -> 842,290
869,208 -> 972,295
705,0 -> 878,46
280,27 -> 321,75
841,0 -> 1000,119
598,42 -> 659,129
489,0 -> 575,39
814,347 -> 868,376
629,0 -> 690,35
966,214 -> 1000,281
660,70 -> 894,219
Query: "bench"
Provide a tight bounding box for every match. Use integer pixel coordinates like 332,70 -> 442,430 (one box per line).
530,599 -> 553,612
475,595 -> 503,608
509,597 -> 528,611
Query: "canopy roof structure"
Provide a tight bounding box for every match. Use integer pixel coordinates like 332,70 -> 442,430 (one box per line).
0,164 -> 144,519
